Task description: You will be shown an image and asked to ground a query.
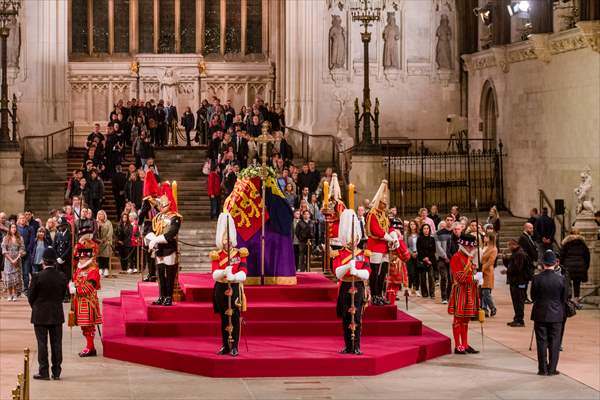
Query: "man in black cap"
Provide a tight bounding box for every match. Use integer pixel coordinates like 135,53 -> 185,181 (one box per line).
28,247 -> 68,380
531,250 -> 567,376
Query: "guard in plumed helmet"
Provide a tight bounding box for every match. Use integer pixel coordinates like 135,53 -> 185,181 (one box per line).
448,234 -> 482,355
138,169 -> 161,282
325,173 -> 347,249
145,183 -> 182,306
209,212 -> 248,357
332,209 -> 371,355
366,180 -> 395,305
69,239 -> 102,357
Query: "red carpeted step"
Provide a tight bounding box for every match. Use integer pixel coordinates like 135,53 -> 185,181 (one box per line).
144,301 -> 399,322
102,303 -> 450,378
101,272 -> 452,377
124,316 -> 422,337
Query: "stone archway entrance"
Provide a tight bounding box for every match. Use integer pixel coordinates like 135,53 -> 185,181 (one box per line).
480,80 -> 498,151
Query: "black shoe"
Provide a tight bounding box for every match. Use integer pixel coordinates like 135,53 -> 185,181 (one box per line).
353,347 -> 362,355
162,297 -> 173,306
339,348 -> 351,354
548,370 -> 560,376
230,347 -> 239,357
79,348 -> 97,357
524,299 -> 533,304
507,321 -> 525,327
152,297 -> 165,305
537,371 -> 548,376
465,346 -> 479,354
490,308 -> 497,317
217,347 -> 230,355
52,375 -> 61,380
33,374 -> 50,380
454,348 -> 466,355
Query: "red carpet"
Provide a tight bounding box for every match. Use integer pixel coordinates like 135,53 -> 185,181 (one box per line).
102,273 -> 451,377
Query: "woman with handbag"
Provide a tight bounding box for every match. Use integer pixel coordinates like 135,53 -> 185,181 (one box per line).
417,224 -> 437,299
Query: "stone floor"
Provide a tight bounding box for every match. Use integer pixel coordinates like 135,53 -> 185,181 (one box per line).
1,270 -> 599,400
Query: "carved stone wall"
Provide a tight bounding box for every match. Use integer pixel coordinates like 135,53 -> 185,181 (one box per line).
464,25 -> 600,218
68,55 -> 274,142
286,0 -> 460,150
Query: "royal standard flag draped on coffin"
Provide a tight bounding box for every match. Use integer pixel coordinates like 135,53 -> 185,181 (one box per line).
223,166 -> 293,240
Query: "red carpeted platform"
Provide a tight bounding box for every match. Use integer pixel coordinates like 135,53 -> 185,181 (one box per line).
102,273 -> 451,377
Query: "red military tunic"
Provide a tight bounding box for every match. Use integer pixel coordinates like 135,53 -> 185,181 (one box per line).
447,251 -> 479,318
366,208 -> 389,254
72,263 -> 103,326
326,200 -> 346,242
387,238 -> 410,287
332,248 -> 372,281
210,248 -> 249,277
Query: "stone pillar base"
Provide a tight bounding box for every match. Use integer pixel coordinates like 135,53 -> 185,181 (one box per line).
0,149 -> 25,214
349,153 -> 387,209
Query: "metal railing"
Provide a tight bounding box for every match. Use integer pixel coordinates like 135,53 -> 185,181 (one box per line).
11,348 -> 30,400
384,139 -> 505,214
539,189 -> 566,244
21,121 -> 75,163
284,126 -> 343,177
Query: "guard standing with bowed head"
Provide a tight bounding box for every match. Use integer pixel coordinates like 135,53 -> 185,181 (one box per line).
210,212 -> 248,357
333,209 -> 371,355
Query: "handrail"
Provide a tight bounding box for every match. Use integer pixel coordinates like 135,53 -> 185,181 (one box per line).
284,126 -> 341,175
21,121 -> 75,162
538,189 -> 566,245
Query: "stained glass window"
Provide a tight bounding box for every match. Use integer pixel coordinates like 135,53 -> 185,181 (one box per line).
180,0 -> 196,53
246,0 -> 262,54
225,0 -> 241,54
159,0 -> 175,53
71,0 -> 88,53
92,0 -> 109,53
204,0 -> 221,54
114,0 -> 130,53
139,0 -> 154,53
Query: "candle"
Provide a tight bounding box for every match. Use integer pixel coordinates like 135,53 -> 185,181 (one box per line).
348,183 -> 355,210
323,181 -> 330,209
172,180 -> 178,207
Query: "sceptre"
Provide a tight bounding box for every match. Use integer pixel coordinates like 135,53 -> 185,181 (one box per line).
254,121 -> 275,285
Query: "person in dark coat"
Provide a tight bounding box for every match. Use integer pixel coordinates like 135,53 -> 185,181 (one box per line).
518,222 -> 538,303
535,207 -> 556,252
28,248 -> 68,380
125,173 -> 144,210
531,250 -> 567,376
111,165 -> 128,217
181,106 -> 195,147
232,129 -> 249,169
295,210 -> 314,272
86,169 -> 104,217
503,239 -> 529,327
417,224 -> 437,299
559,229 -> 590,302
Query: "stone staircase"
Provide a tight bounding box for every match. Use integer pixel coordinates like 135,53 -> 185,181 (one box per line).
24,155 -> 68,218
154,148 -> 209,221
178,222 -> 215,272
497,213 -> 527,254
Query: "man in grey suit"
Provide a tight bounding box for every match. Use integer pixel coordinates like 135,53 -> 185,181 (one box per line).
531,250 -> 567,376
28,248 -> 68,380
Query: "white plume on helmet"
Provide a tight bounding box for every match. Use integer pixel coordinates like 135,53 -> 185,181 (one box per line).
338,209 -> 361,247
371,179 -> 389,209
215,212 -> 237,249
329,173 -> 342,201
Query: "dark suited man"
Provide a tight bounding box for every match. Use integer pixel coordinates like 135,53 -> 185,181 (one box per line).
165,101 -> 178,145
28,248 -> 68,380
531,250 -> 567,376
232,128 -> 249,168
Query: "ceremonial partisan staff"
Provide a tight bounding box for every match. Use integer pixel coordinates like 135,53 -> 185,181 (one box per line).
474,198 -> 485,351
400,188 -> 409,311
348,214 -> 358,353
225,216 -> 235,348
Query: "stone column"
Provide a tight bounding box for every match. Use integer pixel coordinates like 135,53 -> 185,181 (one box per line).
349,154 -> 387,205
0,149 -> 24,213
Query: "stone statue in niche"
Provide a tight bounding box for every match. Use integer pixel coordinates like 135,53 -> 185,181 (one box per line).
435,14 -> 453,70
159,68 -> 178,103
328,15 -> 346,70
575,167 -> 596,215
7,21 -> 20,68
382,12 -> 401,70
